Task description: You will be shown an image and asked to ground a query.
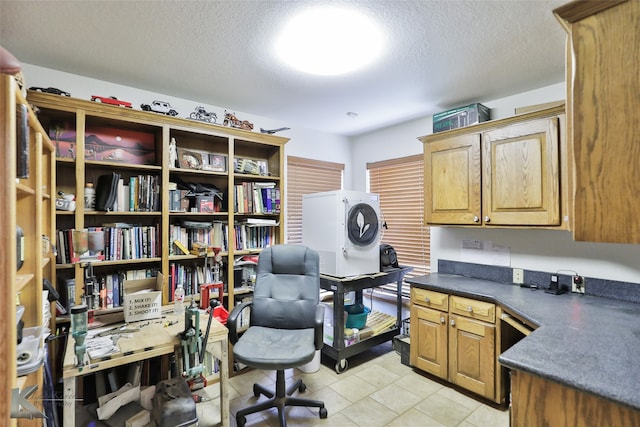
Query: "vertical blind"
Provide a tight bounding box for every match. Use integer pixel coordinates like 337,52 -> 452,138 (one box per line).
286,156 -> 344,243
368,154 -> 430,294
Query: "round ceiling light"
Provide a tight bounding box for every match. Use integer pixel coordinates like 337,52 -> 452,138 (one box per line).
275,6 -> 384,76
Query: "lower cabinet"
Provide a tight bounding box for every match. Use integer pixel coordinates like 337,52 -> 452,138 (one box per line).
511,370 -> 640,427
410,288 -> 504,404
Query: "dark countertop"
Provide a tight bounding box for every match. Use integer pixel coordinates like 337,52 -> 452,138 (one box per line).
407,273 -> 640,411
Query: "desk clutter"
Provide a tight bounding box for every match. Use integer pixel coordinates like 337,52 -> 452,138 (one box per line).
71,307 -> 224,426
82,377 -> 198,427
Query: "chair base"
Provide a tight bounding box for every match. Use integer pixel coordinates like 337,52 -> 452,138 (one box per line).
235,369 -> 327,427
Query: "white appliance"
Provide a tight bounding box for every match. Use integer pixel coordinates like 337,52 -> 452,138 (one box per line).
303,190 -> 381,277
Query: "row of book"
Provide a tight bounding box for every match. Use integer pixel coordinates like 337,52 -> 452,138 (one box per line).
233,224 -> 277,251
98,174 -> 161,213
169,221 -> 228,256
233,182 -> 280,214
57,268 -> 158,312
102,224 -> 160,261
55,225 -> 160,264
167,261 -> 226,302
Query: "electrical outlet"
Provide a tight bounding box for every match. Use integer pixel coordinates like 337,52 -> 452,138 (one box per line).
572,275 -> 585,294
513,268 -> 524,285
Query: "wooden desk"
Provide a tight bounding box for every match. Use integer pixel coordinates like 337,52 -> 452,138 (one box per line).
62,311 -> 229,427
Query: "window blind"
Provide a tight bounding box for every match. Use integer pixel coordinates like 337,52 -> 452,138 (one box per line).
286,156 -> 343,243
368,154 -> 430,295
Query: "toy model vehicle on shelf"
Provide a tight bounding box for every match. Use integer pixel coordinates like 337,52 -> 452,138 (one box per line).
90,95 -> 132,108
140,100 -> 179,116
29,86 -> 71,97
223,110 -> 253,131
189,106 -> 217,123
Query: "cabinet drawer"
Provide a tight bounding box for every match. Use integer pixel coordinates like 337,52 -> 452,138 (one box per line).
411,288 -> 448,311
450,295 -> 495,323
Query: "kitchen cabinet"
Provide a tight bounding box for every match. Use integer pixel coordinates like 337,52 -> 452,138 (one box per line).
410,288 -> 448,378
510,370 -> 640,427
448,296 -> 496,399
410,288 -> 503,403
554,0 -> 640,243
421,105 -> 567,228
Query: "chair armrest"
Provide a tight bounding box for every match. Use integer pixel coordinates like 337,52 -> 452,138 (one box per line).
314,304 -> 325,351
228,300 -> 253,345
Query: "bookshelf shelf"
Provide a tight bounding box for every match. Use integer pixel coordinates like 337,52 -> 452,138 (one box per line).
28,90 -> 288,327
3,74 -> 55,420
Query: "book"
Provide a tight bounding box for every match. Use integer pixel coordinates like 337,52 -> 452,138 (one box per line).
116,178 -> 125,212
244,217 -> 279,226
173,239 -> 189,255
16,103 -> 29,178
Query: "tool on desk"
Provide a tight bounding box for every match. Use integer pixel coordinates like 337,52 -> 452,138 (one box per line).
71,304 -> 89,368
164,320 -> 178,327
179,299 -> 216,391
96,325 -> 138,337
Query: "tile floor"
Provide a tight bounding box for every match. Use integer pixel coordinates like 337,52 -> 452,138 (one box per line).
196,342 -> 510,427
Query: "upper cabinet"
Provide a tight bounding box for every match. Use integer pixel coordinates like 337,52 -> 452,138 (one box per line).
554,0 -> 640,243
421,105 -> 568,228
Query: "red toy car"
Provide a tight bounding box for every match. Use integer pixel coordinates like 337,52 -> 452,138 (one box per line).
90,96 -> 132,108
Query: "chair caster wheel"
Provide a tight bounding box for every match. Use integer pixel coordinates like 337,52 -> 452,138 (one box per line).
252,384 -> 260,397
319,407 -> 328,419
237,414 -> 246,426
299,383 -> 307,393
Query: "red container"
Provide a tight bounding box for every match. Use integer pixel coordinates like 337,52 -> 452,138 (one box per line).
213,306 -> 229,325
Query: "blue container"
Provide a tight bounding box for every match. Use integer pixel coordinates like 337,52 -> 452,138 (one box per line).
345,306 -> 370,329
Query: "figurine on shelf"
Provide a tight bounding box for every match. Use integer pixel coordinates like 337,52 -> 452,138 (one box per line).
169,137 -> 178,168
260,127 -> 290,134
189,106 -> 217,123
223,110 -> 253,131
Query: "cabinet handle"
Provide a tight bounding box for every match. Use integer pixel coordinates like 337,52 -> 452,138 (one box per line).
466,306 -> 473,313
450,319 -> 455,327
440,316 -> 445,324
473,215 -> 480,223
424,296 -> 431,303
484,216 -> 491,223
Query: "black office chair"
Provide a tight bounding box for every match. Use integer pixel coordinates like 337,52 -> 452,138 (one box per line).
228,244 -> 328,427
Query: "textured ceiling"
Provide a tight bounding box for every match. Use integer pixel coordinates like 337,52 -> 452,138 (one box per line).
0,0 -> 567,136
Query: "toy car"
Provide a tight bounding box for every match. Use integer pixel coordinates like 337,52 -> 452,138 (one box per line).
140,100 -> 178,116
90,95 -> 132,108
29,86 -> 71,97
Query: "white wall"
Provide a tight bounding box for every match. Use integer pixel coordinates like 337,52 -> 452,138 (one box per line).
26,63 -> 640,284
351,82 -> 640,284
22,63 -> 353,190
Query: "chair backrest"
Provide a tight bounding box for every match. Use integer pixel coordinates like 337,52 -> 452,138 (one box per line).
250,244 -> 320,330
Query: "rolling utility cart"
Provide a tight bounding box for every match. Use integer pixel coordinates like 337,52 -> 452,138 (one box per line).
320,267 -> 411,373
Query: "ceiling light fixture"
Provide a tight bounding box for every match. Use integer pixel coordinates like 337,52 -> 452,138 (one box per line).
275,6 -> 384,76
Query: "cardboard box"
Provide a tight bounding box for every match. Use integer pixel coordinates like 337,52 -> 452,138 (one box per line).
123,272 -> 164,323
433,103 -> 490,133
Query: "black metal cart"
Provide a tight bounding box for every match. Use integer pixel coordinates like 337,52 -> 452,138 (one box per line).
320,266 -> 411,373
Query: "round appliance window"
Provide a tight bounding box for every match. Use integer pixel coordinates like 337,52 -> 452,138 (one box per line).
347,203 -> 379,246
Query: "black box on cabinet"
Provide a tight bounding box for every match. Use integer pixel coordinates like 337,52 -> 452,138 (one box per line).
433,103 -> 490,133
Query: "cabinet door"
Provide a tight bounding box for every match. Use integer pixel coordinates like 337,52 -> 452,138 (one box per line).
482,118 -> 560,225
556,0 -> 640,243
425,134 -> 481,225
449,314 -> 495,400
410,305 -> 448,379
